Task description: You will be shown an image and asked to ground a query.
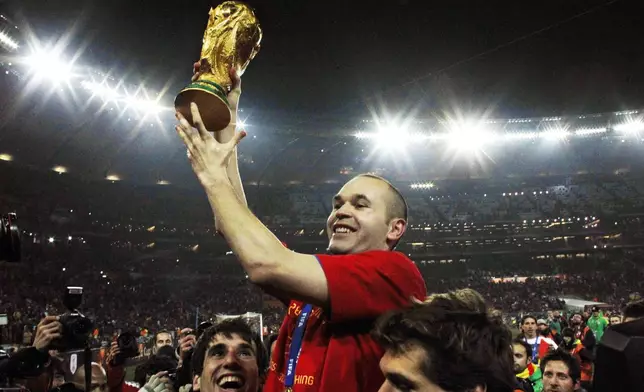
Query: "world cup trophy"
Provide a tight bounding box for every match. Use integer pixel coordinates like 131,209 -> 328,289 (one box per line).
175,1 -> 262,132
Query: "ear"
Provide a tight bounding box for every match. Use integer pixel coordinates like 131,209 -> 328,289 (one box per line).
192,375 -> 201,392
386,218 -> 406,245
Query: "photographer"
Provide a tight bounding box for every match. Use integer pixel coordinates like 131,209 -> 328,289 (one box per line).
0,316 -> 62,392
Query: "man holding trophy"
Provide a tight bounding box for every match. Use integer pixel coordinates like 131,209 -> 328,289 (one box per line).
175,2 -> 426,392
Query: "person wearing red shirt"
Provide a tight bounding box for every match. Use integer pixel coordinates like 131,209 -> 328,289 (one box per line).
175,66 -> 426,392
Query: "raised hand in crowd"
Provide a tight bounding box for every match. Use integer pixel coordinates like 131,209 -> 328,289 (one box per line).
105,341 -> 121,366
177,328 -> 197,361
139,371 -> 174,392
32,316 -> 62,351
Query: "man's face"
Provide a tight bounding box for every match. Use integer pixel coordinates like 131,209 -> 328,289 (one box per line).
542,360 -> 576,392
547,311 -> 554,319
521,318 -> 537,338
571,314 -> 582,325
512,344 -> 529,374
194,333 -> 259,392
610,316 -> 621,325
553,311 -> 560,319
592,311 -> 599,318
326,176 -> 404,254
155,332 -> 173,351
378,345 -> 446,392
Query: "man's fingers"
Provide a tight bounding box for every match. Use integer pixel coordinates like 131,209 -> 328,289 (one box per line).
230,130 -> 247,148
38,316 -> 59,326
189,103 -> 211,140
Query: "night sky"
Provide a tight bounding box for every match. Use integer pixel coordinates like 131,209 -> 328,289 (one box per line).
7,0 -> 644,119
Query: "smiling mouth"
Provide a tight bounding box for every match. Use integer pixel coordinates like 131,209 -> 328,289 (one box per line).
216,375 -> 245,391
332,224 -> 356,234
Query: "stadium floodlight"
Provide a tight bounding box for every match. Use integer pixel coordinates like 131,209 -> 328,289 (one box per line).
444,119 -> 496,152
52,165 -> 67,174
26,48 -> 74,84
540,128 -> 569,140
106,174 -> 121,181
157,180 -> 170,185
124,95 -> 165,115
614,121 -> 644,134
80,80 -> 121,101
575,127 -> 607,136
0,31 -> 19,50
0,153 -> 13,162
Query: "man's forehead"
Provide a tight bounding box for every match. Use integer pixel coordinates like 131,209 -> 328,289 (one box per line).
209,333 -> 255,349
157,333 -> 171,340
512,344 -> 526,354
545,361 -> 570,374
337,176 -> 387,199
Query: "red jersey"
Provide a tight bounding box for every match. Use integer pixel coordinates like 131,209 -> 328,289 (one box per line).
263,250 -> 426,392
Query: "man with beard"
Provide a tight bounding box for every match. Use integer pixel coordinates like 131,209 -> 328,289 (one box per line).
537,319 -> 562,346
520,316 -> 557,364
176,66 -> 426,392
512,340 -> 542,392
190,319 -> 267,392
568,313 -> 595,354
540,351 -> 582,392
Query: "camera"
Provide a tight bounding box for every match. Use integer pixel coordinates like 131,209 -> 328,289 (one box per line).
50,287 -> 94,351
113,332 -> 139,365
0,213 -> 20,263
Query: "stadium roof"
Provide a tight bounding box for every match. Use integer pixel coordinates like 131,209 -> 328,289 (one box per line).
0,1 -> 642,187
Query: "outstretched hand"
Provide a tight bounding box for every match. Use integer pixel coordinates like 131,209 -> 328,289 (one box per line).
175,102 -> 246,188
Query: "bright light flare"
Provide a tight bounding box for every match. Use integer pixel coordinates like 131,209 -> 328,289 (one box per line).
614,121 -> 644,134
0,153 -> 13,162
0,31 -> 19,50
106,174 -> 121,181
52,165 -> 67,174
444,120 -> 495,152
26,49 -> 74,84
540,128 -> 569,141
81,80 -> 121,101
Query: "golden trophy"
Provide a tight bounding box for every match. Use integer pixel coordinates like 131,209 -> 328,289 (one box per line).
175,1 -> 262,132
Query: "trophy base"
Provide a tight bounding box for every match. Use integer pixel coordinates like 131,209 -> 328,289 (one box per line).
174,80 -> 231,132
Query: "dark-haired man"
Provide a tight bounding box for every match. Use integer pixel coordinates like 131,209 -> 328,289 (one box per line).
372,289 -> 518,392
540,351 -> 581,392
175,68 -> 425,392
512,340 -> 542,392
191,319 -> 267,392
520,316 -> 557,364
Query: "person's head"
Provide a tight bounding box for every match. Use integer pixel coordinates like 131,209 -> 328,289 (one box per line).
560,328 -> 575,347
520,315 -> 537,338
72,362 -> 107,392
547,310 -> 554,319
553,311 -> 561,319
622,299 -> 644,323
154,331 -> 174,352
537,319 -> 549,334
540,350 -> 581,392
373,289 -> 516,392
591,306 -> 600,317
133,351 -> 178,387
570,313 -> 583,326
191,319 -> 267,392
511,340 -> 532,374
609,315 -> 622,325
326,174 -> 407,254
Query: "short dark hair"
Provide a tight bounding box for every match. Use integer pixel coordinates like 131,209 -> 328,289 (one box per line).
356,174 -> 408,250
623,299 -> 644,320
540,350 -> 581,384
134,354 -> 178,387
373,289 -> 516,392
357,174 -> 408,222
512,339 -> 533,361
520,315 -> 537,326
191,318 -> 268,378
